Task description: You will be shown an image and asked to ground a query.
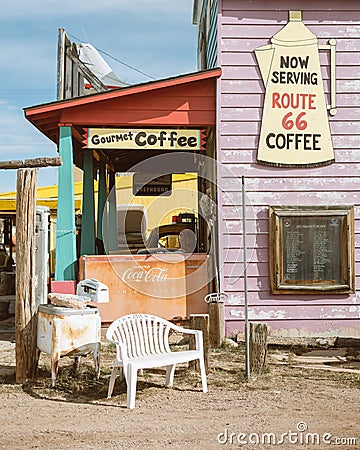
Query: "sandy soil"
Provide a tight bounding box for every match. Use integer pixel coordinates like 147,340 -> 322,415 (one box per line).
0,342 -> 359,449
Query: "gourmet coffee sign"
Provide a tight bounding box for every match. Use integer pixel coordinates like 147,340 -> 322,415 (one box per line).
83,128 -> 206,151
255,11 -> 335,167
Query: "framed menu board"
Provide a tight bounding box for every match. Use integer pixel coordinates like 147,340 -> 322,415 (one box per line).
269,206 -> 354,294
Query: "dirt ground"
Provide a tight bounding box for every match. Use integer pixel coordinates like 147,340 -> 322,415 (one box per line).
0,338 -> 359,450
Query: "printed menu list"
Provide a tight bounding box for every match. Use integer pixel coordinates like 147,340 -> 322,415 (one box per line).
282,217 -> 342,283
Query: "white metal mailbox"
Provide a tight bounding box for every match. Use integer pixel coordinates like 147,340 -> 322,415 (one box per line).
76,278 -> 109,303
37,304 -> 101,386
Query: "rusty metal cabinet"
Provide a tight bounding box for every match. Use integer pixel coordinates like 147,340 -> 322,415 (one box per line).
37,304 -> 101,386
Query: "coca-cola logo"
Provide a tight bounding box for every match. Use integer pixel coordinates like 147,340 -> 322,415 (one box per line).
121,266 -> 168,283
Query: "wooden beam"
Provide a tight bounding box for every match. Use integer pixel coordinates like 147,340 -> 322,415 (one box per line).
0,157 -> 62,170
107,172 -> 118,252
71,126 -> 84,144
250,323 -> 268,374
208,302 -> 225,349
15,168 -> 39,382
97,161 -> 107,242
98,150 -> 115,172
189,314 -> 209,374
66,46 -> 108,93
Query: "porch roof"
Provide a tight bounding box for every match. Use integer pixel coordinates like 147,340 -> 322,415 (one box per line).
24,68 -> 221,172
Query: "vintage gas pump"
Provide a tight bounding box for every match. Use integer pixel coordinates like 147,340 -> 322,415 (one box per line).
255,11 -> 337,167
35,206 -> 50,307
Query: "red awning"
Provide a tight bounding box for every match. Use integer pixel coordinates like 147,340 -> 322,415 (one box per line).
24,68 -> 221,145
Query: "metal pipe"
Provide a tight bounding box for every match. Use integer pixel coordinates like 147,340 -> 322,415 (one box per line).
329,38 -> 337,116
242,176 -> 250,381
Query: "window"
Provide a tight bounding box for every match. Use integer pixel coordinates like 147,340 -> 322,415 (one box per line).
269,206 -> 354,294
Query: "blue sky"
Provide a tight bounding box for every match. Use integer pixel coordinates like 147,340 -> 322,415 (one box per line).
0,1 -> 198,193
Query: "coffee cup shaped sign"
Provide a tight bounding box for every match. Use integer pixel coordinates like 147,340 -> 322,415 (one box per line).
255,11 -> 335,167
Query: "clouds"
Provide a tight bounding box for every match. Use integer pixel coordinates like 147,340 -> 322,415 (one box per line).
0,1 -> 197,191
0,99 -> 58,192
0,104 -> 56,156
1,1 -> 193,19
2,1 -> 197,88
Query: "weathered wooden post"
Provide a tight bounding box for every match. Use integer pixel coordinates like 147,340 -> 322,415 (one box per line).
15,168 -> 39,382
205,293 -> 227,348
0,157 -> 62,382
249,322 -> 268,374
189,314 -> 209,373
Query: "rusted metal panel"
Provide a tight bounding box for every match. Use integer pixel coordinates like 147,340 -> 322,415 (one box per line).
37,305 -> 101,386
79,254 -> 210,323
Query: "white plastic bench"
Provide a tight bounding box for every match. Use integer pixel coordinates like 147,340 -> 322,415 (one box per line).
106,313 -> 208,409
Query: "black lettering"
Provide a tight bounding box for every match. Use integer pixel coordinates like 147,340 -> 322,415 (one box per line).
266,133 -> 276,149
188,136 -> 197,147
147,134 -> 157,145
311,73 -> 318,85
276,134 -> 286,149
293,72 -> 301,84
280,56 -> 309,70
298,56 -> 309,69
265,133 -> 322,151
313,134 -> 321,150
158,131 -> 167,146
279,71 -> 286,83
303,134 -> 312,150
271,71 -> 279,83
91,134 -> 100,145
135,132 -> 147,146
280,56 -> 289,68
168,131 -> 177,146
290,57 -> 298,68
272,70 -> 318,86
286,134 -> 294,149
287,72 -> 294,84
178,136 -> 187,147
303,72 -> 310,84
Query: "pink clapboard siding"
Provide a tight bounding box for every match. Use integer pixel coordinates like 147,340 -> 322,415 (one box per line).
217,0 -> 360,336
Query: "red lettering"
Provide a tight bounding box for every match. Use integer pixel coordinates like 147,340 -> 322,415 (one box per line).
271,92 -> 317,110
272,92 -> 281,108
309,94 -> 316,110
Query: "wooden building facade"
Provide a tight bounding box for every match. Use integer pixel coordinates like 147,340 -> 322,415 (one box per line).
194,0 -> 360,337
